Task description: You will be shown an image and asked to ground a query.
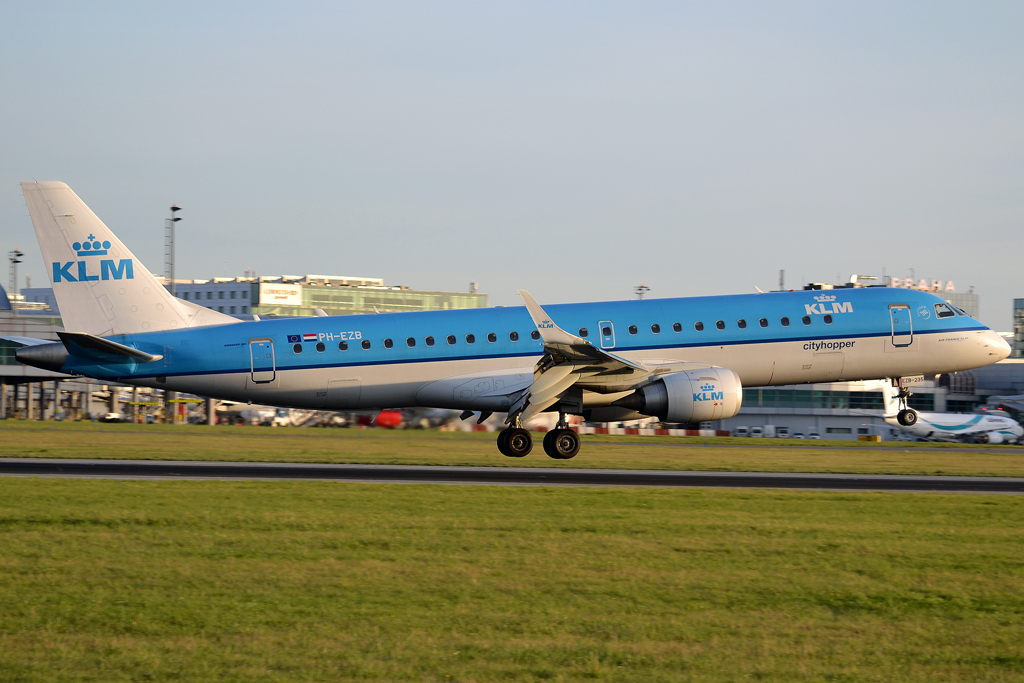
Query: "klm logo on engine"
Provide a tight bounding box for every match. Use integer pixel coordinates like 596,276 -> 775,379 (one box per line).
805,294 -> 852,316
693,383 -> 723,402
52,235 -> 134,282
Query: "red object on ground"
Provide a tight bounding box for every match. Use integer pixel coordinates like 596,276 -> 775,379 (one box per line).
374,410 -> 403,429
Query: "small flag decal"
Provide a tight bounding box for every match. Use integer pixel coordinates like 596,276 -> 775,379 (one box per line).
287,334 -> 301,343
303,333 -> 318,342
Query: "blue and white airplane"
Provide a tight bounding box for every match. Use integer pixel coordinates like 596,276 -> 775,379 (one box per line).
8,182 -> 1012,458
880,387 -> 1023,444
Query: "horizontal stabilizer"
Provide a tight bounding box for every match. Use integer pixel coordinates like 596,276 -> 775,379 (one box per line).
57,332 -> 163,363
0,336 -> 55,347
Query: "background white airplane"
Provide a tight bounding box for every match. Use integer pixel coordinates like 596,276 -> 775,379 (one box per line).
881,384 -> 1023,444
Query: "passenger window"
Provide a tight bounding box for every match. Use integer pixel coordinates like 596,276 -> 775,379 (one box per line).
823,314 -> 833,324
716,320 -> 725,330
487,333 -> 497,343
578,328 -> 588,338
628,325 -> 638,335
509,331 -> 519,341
447,335 -> 456,345
673,322 -> 682,332
407,337 -> 416,347
651,324 -> 660,334
531,331 -> 540,340
934,303 -> 955,318
694,321 -> 704,331
802,316 -> 811,326
781,317 -> 790,327
293,344 -> 302,354
466,334 -> 475,344
384,338 -> 393,349
339,341 -> 348,351
316,342 -> 325,353
602,326 -> 611,336
362,339 -> 371,349
425,336 -> 435,346
759,318 -> 768,328
737,319 -> 747,329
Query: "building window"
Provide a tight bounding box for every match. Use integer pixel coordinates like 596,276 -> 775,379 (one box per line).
781,317 -> 790,327
206,292 -> 212,300
230,291 -> 237,299
339,341 -> 348,351
316,342 -> 325,352
242,291 -> 248,299
230,306 -> 236,313
384,339 -> 393,349
487,333 -> 496,343
465,334 -> 475,344
672,323 -> 682,332
531,331 -> 540,340
802,316 -> 811,325
694,322 -> 704,331
716,320 -> 725,330
361,340 -> 371,350
628,325 -> 638,335
425,336 -> 435,346
241,306 -> 247,313
857,428 -> 870,435
509,331 -> 519,341
219,291 -> 224,299
182,292 -> 189,300
218,306 -> 224,312
407,337 -> 416,347
826,427 -> 852,434
447,335 -> 456,345
651,324 -> 660,334
737,319 -> 747,329
578,328 -> 588,338
759,318 -> 768,328
293,344 -> 302,354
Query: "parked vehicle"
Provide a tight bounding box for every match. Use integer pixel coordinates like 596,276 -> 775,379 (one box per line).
808,432 -> 821,440
762,425 -> 776,438
776,427 -> 790,438
734,426 -> 749,437
749,427 -> 764,438
792,432 -> 805,439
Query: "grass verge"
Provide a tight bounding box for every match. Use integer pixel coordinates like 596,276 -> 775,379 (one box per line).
2,420 -> 1024,477
1,478 -> 1023,681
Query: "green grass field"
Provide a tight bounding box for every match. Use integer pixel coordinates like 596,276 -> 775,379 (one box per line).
2,420 -> 1024,477
1,478 -> 1023,682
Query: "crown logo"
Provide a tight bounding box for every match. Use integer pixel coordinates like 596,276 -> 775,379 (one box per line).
700,383 -> 715,391
73,234 -> 110,257
813,294 -> 836,302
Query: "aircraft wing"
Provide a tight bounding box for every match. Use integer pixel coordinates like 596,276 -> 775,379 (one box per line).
511,291 -> 648,423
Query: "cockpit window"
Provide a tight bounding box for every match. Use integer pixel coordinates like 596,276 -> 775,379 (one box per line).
951,305 -> 968,316
934,303 -> 956,319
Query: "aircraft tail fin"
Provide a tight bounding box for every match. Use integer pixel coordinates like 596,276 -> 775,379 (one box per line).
21,182 -> 238,337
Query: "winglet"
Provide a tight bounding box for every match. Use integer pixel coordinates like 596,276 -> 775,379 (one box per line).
518,290 -> 588,346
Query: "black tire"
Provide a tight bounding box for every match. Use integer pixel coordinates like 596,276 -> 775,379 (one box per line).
897,409 -> 918,427
496,428 -> 511,457
505,428 -> 533,457
552,428 -> 580,459
543,429 -> 561,459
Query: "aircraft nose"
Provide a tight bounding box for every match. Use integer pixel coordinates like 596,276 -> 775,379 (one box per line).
985,330 -> 1012,361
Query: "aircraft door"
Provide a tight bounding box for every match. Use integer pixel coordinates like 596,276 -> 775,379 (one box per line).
598,321 -> 615,349
249,339 -> 276,383
889,305 -> 913,347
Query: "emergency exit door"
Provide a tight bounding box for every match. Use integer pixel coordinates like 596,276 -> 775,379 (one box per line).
889,305 -> 913,347
598,321 -> 616,349
249,339 -> 276,383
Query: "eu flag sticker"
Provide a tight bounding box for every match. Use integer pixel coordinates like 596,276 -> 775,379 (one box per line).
287,334 -> 301,343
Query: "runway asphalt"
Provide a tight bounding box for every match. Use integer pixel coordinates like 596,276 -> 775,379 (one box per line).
1,458 -> 1023,493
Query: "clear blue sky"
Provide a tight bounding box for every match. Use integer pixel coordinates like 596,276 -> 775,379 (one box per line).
2,2 -> 1021,329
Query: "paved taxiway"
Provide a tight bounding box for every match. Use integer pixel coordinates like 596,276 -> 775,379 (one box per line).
1,458 -> 1023,493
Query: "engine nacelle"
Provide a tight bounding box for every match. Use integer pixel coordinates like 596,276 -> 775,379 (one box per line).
614,368 -> 743,423
983,431 -> 1004,445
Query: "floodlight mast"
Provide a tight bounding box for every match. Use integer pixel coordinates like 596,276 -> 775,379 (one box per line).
164,205 -> 182,297
8,249 -> 23,298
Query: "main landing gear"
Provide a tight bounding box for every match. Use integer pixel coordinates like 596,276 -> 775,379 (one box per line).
497,412 -> 580,459
893,378 -> 919,427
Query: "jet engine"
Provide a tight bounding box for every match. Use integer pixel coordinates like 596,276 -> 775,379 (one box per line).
982,431 -> 1004,445
614,368 -> 742,423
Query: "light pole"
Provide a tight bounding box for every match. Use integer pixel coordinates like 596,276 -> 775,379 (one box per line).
164,205 -> 182,297
8,249 -> 23,299
634,284 -> 649,300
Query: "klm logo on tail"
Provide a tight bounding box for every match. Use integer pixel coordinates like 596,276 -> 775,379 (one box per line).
52,234 -> 134,282
693,382 -> 723,402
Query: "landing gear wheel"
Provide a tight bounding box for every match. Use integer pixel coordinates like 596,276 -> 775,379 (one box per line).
897,409 -> 918,427
496,429 -> 512,457
504,428 -> 533,457
544,428 -> 580,459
